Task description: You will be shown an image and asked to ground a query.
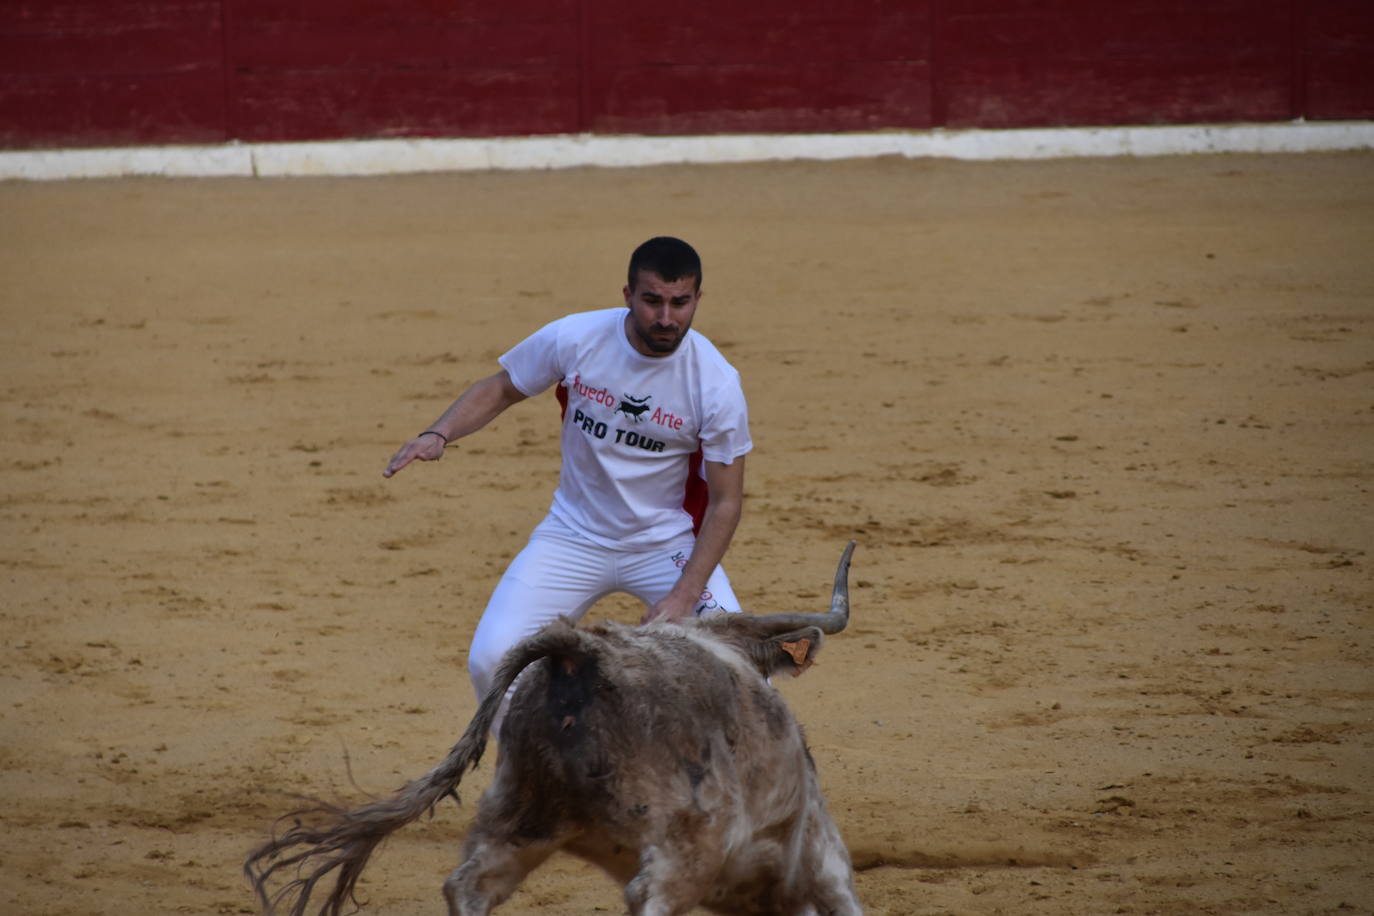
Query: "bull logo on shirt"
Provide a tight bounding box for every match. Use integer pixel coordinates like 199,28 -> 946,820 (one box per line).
615,393 -> 652,423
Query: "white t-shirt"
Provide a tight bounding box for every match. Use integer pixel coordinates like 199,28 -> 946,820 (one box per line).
499,308 -> 751,549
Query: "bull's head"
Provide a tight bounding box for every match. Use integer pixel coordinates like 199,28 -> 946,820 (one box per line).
703,540 -> 855,678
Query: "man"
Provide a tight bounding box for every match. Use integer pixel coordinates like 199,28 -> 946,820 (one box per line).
383,237 -> 751,700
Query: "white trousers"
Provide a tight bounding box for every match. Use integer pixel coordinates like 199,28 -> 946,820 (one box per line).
467,514 -> 741,700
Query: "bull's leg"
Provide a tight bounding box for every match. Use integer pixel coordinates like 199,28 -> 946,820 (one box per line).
442,834 -> 556,916
623,844 -> 719,916
807,878 -> 864,916
804,825 -> 864,916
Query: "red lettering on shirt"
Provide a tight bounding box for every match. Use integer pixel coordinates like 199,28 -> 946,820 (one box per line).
650,407 -> 685,430
570,374 -> 616,407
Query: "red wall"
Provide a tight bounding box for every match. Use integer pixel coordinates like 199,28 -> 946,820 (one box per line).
1,1 -> 227,147
2,0 -> 1370,150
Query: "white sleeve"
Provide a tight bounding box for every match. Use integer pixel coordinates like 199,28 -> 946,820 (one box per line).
700,372 -> 752,465
498,318 -> 566,397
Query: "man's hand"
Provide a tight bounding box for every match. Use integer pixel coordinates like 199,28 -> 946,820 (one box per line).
382,434 -> 446,478
642,588 -> 700,624
641,457 -> 745,625
383,371 -> 528,480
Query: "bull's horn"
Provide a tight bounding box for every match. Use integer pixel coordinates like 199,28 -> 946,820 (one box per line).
751,541 -> 856,635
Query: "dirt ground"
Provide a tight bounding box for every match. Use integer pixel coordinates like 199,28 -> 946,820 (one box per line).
2,151 -> 1371,915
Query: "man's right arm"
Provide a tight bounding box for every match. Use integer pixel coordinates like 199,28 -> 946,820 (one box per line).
382,369 -> 528,478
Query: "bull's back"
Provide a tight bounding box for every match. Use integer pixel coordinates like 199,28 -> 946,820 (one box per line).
500,622 -> 816,842
503,623 -> 758,772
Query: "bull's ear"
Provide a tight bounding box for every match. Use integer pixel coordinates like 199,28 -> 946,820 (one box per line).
754,626 -> 824,678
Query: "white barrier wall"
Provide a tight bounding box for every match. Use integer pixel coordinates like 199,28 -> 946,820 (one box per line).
3,122 -> 1373,182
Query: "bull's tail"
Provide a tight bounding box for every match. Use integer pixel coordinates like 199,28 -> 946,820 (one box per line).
244,620 -> 586,916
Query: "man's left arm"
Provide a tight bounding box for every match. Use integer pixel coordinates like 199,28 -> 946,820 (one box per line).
643,456 -> 745,623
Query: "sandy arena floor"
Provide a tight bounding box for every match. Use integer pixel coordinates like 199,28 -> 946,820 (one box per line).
2,152 -> 1371,915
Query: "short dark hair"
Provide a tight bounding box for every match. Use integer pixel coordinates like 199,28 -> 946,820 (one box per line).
627,237 -> 701,291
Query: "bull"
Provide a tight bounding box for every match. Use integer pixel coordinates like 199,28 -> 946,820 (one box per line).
245,542 -> 862,916
615,394 -> 653,422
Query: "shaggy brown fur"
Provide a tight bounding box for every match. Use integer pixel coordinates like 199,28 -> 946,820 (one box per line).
245,542 -> 859,916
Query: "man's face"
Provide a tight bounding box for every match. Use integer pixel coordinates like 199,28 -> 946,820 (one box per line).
623,270 -> 701,357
